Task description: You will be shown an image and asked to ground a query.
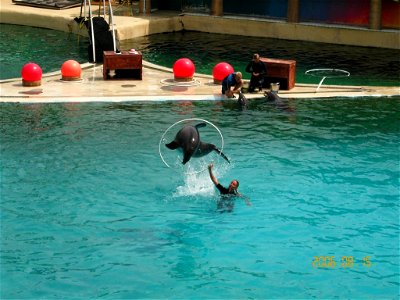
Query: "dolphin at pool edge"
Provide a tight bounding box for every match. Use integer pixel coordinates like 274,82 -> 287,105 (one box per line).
165,122 -> 230,165
237,91 -> 248,109
264,90 -> 295,113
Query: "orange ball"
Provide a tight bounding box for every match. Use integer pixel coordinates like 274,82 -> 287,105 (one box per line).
61,60 -> 81,80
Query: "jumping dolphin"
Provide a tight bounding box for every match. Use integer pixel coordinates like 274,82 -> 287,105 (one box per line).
165,122 -> 230,165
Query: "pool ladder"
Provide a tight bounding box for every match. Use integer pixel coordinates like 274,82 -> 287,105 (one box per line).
80,0 -> 117,63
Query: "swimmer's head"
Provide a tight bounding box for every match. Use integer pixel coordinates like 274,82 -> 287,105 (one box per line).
229,179 -> 239,192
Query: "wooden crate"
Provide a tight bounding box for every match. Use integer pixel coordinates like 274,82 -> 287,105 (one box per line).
260,57 -> 296,90
103,51 -> 142,80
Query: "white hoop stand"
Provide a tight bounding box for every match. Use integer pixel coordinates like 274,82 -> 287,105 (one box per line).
305,68 -> 350,92
160,78 -> 201,87
159,118 -> 224,174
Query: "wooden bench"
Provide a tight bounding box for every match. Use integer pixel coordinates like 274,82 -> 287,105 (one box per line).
103,51 -> 142,80
260,57 -> 296,90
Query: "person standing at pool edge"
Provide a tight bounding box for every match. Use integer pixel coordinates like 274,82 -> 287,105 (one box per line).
221,72 -> 243,98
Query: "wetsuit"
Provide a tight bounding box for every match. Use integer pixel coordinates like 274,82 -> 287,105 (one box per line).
215,183 -> 236,212
221,72 -> 238,95
245,60 -> 267,92
216,183 -> 236,195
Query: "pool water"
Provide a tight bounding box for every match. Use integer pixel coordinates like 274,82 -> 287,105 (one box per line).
0,24 -> 88,80
1,97 -> 399,299
120,31 -> 400,86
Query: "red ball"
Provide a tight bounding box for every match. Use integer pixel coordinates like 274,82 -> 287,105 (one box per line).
173,58 -> 195,79
21,63 -> 42,82
61,60 -> 81,79
212,62 -> 234,81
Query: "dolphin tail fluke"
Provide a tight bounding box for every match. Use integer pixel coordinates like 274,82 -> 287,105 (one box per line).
195,122 -> 207,129
166,141 -> 179,150
213,147 -> 230,163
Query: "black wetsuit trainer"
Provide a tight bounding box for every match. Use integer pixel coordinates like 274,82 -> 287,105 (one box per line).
245,59 -> 267,92
216,184 -> 236,212
216,183 -> 236,195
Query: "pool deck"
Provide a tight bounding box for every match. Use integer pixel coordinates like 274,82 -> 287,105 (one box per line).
1,1 -> 399,103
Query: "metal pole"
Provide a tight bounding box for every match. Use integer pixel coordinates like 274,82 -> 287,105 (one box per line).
83,0 -> 87,19
139,0 -> 150,14
88,0 -> 96,62
108,0 -> 117,52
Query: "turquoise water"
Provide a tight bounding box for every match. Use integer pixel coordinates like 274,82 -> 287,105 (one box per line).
1,97 -> 399,299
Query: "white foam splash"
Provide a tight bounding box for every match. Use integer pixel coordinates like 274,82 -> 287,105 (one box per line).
173,162 -> 229,197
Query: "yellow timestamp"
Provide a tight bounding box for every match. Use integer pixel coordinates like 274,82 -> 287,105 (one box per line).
312,256 -> 372,269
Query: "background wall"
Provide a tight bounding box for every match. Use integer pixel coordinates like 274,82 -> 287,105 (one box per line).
156,0 -> 400,29
223,0 -> 287,18
382,0 -> 400,29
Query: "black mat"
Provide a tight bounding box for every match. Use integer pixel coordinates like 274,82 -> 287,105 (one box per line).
12,0 -> 81,9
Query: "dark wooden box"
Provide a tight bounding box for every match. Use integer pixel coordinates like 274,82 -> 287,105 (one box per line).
103,51 -> 142,80
260,57 -> 296,90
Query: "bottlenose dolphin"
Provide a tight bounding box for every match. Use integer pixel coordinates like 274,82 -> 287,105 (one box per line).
165,122 -> 230,165
264,91 -> 295,113
237,91 -> 248,109
264,90 -> 281,102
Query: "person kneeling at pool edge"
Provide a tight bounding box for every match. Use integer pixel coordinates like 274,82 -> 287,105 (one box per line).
221,72 -> 244,98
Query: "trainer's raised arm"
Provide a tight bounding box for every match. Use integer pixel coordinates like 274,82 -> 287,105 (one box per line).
208,163 -> 219,186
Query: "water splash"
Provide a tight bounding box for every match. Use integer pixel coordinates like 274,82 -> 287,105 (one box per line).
174,162 -> 230,197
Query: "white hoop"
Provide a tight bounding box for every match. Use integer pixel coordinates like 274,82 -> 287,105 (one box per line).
158,118 -> 224,174
305,68 -> 350,92
305,68 -> 350,78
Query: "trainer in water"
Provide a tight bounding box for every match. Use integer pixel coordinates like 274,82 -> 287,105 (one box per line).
166,122 -> 230,165
208,163 -> 239,195
208,163 -> 252,211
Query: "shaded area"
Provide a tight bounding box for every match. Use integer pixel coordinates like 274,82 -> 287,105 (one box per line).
0,24 -> 88,80
120,31 -> 400,86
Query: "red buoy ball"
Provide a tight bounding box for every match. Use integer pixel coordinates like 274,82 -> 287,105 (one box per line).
21,62 -> 42,86
61,60 -> 82,81
212,62 -> 234,84
173,58 -> 195,81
